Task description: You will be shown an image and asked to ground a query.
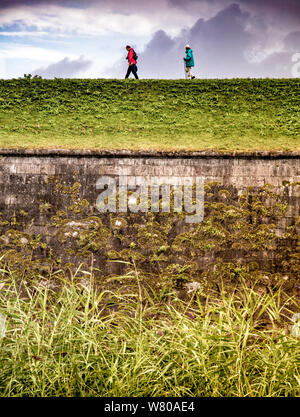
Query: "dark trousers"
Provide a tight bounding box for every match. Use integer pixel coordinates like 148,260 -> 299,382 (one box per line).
125,64 -> 138,79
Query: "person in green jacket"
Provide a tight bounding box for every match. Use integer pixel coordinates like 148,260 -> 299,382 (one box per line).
183,45 -> 195,80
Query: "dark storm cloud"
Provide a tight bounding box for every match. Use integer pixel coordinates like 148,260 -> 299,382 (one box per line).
3,0 -> 300,17
0,0 -> 84,8
32,55 -> 92,78
238,0 -> 300,14
2,0 -> 300,25
136,30 -> 178,78
184,3 -> 254,77
284,31 -> 300,52
169,0 -> 300,15
169,0 -> 300,30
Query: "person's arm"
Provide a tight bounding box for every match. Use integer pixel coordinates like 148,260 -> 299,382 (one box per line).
128,49 -> 134,65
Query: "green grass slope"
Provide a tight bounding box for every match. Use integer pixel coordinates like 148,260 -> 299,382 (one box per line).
0,78 -> 299,151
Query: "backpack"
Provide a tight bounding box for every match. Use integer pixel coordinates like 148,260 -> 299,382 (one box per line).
132,49 -> 138,61
126,48 -> 138,62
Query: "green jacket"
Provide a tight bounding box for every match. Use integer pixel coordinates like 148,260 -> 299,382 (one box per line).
185,48 -> 194,67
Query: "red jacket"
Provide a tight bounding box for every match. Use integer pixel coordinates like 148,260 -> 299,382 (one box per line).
127,48 -> 137,65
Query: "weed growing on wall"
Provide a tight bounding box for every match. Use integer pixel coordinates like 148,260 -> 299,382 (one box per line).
0,178 -> 298,301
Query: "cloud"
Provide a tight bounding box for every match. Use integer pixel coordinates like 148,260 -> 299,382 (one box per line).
0,0 -> 84,8
0,31 -> 49,36
110,2 -> 298,78
32,55 -> 92,78
1,1 -> 299,37
135,30 -> 178,78
0,1 -> 198,37
169,0 -> 300,16
284,31 -> 300,52
0,43 -> 71,61
111,3 -> 254,78
0,1 -> 299,78
169,0 -> 300,38
251,52 -> 292,78
0,6 -> 151,37
238,0 -> 300,14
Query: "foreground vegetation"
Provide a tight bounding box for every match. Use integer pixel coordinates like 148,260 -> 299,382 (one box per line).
0,178 -> 299,396
0,78 -> 299,151
0,265 -> 299,397
0,170 -> 299,396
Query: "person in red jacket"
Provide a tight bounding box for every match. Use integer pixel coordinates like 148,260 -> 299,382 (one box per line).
125,45 -> 139,79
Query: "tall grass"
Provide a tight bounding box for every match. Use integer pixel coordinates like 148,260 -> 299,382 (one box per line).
0,266 -> 299,397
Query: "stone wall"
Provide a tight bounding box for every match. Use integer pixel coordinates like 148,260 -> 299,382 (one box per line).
0,149 -> 299,273
0,149 -> 299,215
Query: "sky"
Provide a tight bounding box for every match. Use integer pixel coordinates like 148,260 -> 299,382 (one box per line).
0,0 -> 299,79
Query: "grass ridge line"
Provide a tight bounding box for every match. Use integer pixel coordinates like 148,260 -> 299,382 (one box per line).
0,148 -> 300,159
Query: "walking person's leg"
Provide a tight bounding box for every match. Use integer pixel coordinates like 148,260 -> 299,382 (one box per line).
125,66 -> 132,79
186,67 -> 192,79
132,64 -> 139,79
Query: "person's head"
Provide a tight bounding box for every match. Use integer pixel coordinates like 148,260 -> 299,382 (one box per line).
126,45 -> 131,51
185,44 -> 191,50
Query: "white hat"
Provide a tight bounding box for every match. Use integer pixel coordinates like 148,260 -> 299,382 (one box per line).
185,44 -> 190,48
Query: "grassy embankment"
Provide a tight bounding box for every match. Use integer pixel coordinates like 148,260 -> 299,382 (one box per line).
0,78 -> 299,151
